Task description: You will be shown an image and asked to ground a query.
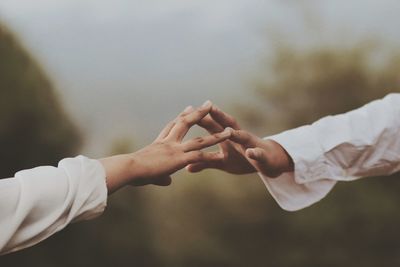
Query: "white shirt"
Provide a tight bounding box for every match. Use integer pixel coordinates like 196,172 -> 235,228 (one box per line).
261,93 -> 400,211
0,156 -> 107,255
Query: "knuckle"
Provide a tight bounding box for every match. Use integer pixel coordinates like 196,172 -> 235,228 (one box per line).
178,117 -> 188,125
186,151 -> 203,163
153,140 -> 163,145
194,151 -> 204,160
231,129 -> 239,137
214,133 -> 224,139
196,109 -> 205,116
194,137 -> 205,143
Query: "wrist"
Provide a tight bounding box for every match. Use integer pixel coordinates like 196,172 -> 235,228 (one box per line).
265,139 -> 294,173
99,154 -> 138,194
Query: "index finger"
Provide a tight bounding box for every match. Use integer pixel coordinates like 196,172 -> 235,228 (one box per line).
198,115 -> 224,134
167,100 -> 212,141
155,105 -> 194,141
209,105 -> 241,130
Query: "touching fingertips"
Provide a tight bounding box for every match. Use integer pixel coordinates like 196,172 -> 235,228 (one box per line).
211,105 -> 220,112
184,105 -> 194,112
219,128 -> 232,138
201,100 -> 212,108
225,127 -> 234,133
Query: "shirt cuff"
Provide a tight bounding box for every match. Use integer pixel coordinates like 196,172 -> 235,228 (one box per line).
59,156 -> 108,222
259,172 -> 336,211
258,126 -> 337,211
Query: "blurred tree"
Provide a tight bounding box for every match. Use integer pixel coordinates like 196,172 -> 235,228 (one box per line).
147,43 -> 400,267
255,43 -> 400,130
210,43 -> 400,267
0,24 -> 81,178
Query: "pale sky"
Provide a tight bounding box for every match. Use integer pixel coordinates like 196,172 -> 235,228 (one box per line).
1,0 -> 399,155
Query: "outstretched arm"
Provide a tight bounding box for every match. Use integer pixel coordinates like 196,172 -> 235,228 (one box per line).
193,94 -> 400,211
0,101 -> 230,255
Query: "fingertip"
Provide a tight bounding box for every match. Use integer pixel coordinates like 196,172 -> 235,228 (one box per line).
246,148 -> 260,160
225,127 -> 234,133
210,103 -> 219,110
186,163 -> 204,173
184,105 -> 194,112
245,148 -> 254,158
201,100 -> 212,108
185,165 -> 198,173
163,177 -> 172,186
216,152 -> 225,160
219,127 -> 232,138
196,101 -> 213,117
210,105 -> 221,116
228,128 -> 240,140
153,176 -> 172,186
186,164 -> 195,172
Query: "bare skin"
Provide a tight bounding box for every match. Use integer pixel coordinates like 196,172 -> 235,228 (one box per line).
100,101 -> 232,194
187,105 -> 294,178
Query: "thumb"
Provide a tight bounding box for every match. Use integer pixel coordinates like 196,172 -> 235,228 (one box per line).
152,176 -> 172,186
245,147 -> 284,178
186,161 -> 223,173
229,129 -> 256,148
245,147 -> 267,162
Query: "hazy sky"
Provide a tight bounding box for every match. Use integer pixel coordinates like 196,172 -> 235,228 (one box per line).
1,0 -> 400,154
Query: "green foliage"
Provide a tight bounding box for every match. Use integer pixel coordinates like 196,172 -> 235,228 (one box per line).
0,25 -> 81,178
255,44 -> 400,129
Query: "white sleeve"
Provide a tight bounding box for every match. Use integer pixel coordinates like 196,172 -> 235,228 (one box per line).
0,155 -> 108,255
260,93 -> 400,211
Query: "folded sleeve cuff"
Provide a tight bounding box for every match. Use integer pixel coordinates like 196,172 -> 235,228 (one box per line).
58,156 -> 108,223
258,125 -> 337,211
259,172 -> 336,211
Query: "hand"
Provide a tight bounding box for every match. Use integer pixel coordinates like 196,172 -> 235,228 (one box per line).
187,105 -> 294,177
100,101 -> 232,194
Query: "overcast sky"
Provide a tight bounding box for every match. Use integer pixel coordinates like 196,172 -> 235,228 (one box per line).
1,0 -> 400,154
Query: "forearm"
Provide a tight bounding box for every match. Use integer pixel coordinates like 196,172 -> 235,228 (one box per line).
99,154 -> 136,194
270,93 -> 400,181
260,93 -> 400,211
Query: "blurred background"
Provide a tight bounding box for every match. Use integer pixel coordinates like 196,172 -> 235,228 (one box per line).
1,0 -> 400,266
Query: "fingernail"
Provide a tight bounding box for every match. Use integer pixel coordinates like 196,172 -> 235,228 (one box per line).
216,153 -> 225,159
224,127 -> 232,134
184,106 -> 193,112
220,128 -> 231,137
246,148 -> 255,158
202,100 -> 212,107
